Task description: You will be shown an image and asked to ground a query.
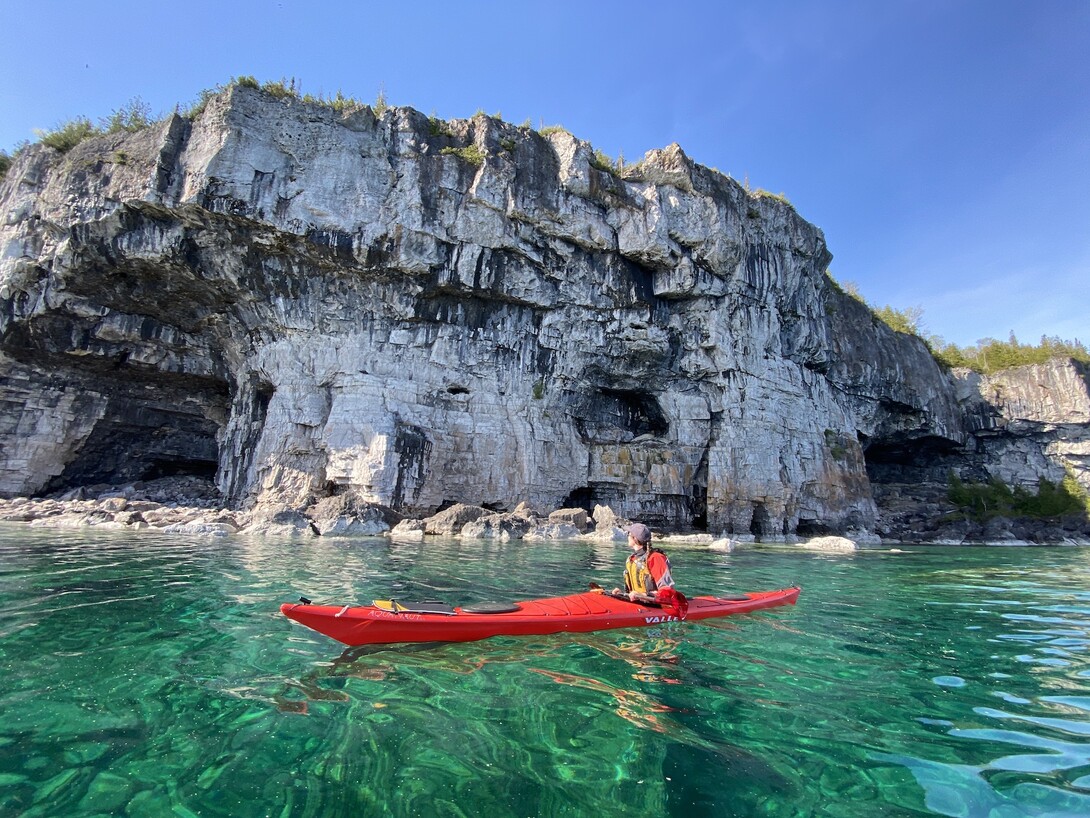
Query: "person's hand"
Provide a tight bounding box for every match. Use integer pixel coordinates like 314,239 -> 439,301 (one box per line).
611,587 -> 622,595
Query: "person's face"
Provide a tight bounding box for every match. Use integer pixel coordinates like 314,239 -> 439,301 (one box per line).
629,534 -> 644,551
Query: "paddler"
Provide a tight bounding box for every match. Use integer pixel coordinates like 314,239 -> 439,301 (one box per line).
613,522 -> 677,604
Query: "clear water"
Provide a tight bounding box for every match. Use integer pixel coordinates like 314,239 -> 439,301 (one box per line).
1,526 -> 1089,818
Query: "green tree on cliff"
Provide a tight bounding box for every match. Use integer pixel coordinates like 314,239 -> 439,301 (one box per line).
828,274 -> 1088,373
930,332 -> 1089,372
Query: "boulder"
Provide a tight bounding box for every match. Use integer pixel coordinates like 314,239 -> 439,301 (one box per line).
307,494 -> 399,536
389,519 -> 426,540
592,505 -> 622,532
459,512 -> 532,540
524,523 -> 583,540
242,504 -> 317,536
513,502 -> 542,521
423,504 -> 490,536
800,536 -> 858,552
548,508 -> 588,530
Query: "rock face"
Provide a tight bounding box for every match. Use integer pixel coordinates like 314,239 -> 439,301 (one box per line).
865,358 -> 1090,541
960,360 -> 1090,486
1,85 -> 1087,537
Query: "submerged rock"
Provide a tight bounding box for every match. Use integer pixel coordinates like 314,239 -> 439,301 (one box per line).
799,536 -> 858,552
548,508 -> 589,531
459,512 -> 533,540
424,504 -> 490,536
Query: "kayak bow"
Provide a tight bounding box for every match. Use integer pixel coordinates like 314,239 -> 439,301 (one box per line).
280,587 -> 800,646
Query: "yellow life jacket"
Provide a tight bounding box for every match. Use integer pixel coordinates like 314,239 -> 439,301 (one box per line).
623,547 -> 673,595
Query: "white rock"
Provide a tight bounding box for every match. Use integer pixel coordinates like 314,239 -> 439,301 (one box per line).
390,519 -> 426,537
525,523 -> 582,540
317,517 -> 389,537
660,533 -> 714,546
163,521 -> 237,537
800,536 -> 858,552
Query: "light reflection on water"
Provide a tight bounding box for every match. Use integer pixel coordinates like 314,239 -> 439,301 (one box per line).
0,526 -> 1089,816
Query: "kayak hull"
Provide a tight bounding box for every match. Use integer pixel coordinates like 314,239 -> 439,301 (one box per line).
280,587 -> 800,646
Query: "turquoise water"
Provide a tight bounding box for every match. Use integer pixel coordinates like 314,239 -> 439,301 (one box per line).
1,526 -> 1089,817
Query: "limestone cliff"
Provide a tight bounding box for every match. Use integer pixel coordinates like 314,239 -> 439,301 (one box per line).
956,359 -> 1090,488
0,85 -> 1085,537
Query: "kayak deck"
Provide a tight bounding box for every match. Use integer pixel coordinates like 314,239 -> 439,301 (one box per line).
280,587 -> 800,646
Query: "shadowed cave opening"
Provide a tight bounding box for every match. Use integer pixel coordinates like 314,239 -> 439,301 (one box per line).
255,382 -> 274,418
862,434 -> 965,484
857,432 -> 976,536
142,457 -> 218,481
562,486 -> 594,514
568,388 -> 670,444
796,518 -> 834,537
561,483 -> 708,531
688,482 -> 708,531
750,503 -> 774,540
39,389 -> 227,498
598,388 -> 669,438
561,484 -> 627,518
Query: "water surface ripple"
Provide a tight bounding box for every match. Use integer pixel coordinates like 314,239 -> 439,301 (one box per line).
1,527 -> 1088,816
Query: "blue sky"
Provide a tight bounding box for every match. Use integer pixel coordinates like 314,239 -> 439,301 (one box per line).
2,0 -> 1087,347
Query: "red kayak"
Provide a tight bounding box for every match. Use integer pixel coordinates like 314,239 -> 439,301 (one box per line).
280,587 -> 800,646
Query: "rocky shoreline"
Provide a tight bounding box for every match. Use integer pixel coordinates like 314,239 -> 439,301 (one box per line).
1,476 -> 1086,549
0,477 -> 736,547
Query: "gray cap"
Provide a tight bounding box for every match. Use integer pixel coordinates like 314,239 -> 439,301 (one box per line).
626,523 -> 652,544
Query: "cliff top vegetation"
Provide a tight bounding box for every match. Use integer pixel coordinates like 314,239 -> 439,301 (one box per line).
3,78 -> 1081,379
1,76 -> 784,197
832,276 -> 1088,374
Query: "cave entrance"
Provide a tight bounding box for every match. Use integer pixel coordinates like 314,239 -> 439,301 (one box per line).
561,486 -> 594,514
39,389 -> 225,498
142,458 -> 218,481
688,482 -> 708,531
561,484 -> 627,518
796,518 -> 833,537
862,434 -> 963,484
750,503 -> 773,541
391,423 -> 433,512
566,388 -> 670,444
597,388 -> 669,438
